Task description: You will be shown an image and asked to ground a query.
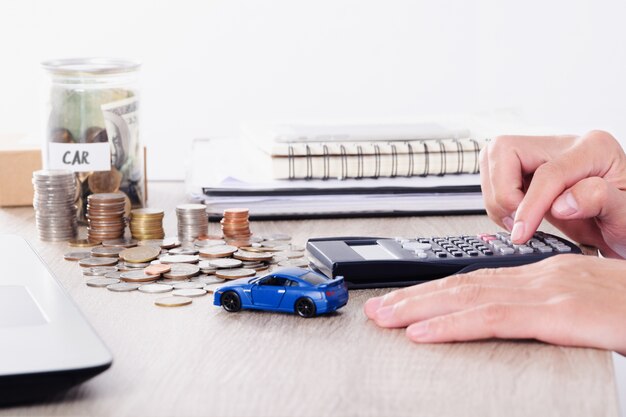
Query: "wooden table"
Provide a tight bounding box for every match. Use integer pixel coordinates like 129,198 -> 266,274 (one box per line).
0,182 -> 619,417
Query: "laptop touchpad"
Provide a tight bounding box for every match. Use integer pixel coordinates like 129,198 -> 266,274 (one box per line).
0,286 -> 48,328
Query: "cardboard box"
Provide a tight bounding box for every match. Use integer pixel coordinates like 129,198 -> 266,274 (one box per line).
0,134 -> 42,207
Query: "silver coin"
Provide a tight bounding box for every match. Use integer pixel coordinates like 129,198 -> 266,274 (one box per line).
172,288 -> 207,297
194,239 -> 226,248
91,246 -> 124,257
104,271 -> 123,279
278,258 -> 309,268
233,250 -> 273,262
160,255 -> 199,264
86,277 -> 120,288
79,257 -> 119,267
160,238 -> 181,249
191,275 -> 226,285
162,263 -> 201,279
138,283 -> 173,294
122,261 -> 151,268
168,247 -> 199,256
120,270 -> 157,283
215,268 -> 257,279
199,245 -> 238,258
156,278 -> 190,285
208,258 -> 243,269
172,281 -> 205,290
83,266 -> 119,276
276,251 -> 305,259
101,238 -> 139,248
63,251 -> 91,261
107,283 -> 141,292
263,233 -> 291,242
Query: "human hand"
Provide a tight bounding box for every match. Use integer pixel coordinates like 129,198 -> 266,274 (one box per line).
363,255 -> 626,354
481,130 -> 626,258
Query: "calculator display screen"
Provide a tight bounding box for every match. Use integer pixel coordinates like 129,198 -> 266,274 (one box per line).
351,244 -> 397,260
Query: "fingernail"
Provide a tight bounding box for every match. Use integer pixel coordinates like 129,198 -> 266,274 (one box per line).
407,322 -> 430,340
375,305 -> 395,322
511,221 -> 525,243
553,192 -> 578,216
502,216 -> 514,231
364,297 -> 383,317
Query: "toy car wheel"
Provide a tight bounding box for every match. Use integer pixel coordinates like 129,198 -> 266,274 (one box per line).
294,297 -> 316,318
221,291 -> 242,312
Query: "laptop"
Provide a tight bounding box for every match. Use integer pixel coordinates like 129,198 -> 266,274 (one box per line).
0,234 -> 112,405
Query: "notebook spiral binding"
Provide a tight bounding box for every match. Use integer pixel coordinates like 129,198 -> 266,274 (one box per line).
285,139 -> 483,180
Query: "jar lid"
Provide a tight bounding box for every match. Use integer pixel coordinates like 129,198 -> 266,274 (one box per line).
41,58 -> 141,75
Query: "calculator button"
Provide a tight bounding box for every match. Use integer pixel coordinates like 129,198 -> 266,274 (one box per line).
555,245 -> 571,252
482,250 -> 494,256
467,251 -> 479,256
416,252 -> 428,259
498,247 -> 515,255
451,251 -> 463,257
537,246 -> 553,253
436,252 -> 448,258
402,242 -> 432,251
418,238 -> 430,243
518,246 -> 534,254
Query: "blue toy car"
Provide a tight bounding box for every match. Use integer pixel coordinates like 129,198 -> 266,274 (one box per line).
213,267 -> 348,318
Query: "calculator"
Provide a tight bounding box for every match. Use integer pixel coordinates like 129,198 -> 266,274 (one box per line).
306,231 -> 581,289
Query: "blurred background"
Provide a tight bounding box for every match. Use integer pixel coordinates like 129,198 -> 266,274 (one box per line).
1,0 -> 626,180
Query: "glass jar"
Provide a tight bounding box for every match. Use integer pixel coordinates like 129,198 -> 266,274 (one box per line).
41,58 -> 144,222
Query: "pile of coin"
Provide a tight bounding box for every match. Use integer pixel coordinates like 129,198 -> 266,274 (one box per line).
65,230 -> 310,309
221,208 -> 252,246
129,208 -> 165,240
176,204 -> 208,242
87,193 -> 127,243
32,170 -> 78,242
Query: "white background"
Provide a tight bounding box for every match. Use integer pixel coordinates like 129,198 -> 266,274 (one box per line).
1,0 -> 626,181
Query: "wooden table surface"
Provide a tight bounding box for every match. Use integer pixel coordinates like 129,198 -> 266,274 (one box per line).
0,181 -> 619,417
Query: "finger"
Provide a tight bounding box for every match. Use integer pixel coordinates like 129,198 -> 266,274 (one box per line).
512,131 -> 622,244
551,176 -> 626,222
479,146 -> 510,230
372,285 -> 540,328
363,264 -> 537,319
485,135 -> 575,231
405,302 -> 551,343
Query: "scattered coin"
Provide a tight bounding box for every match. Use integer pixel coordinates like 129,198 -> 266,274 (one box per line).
192,275 -> 226,285
145,264 -> 172,275
83,266 -> 119,277
91,246 -> 124,258
138,283 -> 173,294
278,251 -> 305,259
264,233 -> 291,241
194,239 -> 225,248
232,250 -> 273,262
172,281 -> 205,290
120,270 -> 158,283
159,254 -> 200,264
199,245 -> 238,258
168,247 -> 199,256
160,238 -> 181,249
162,263 -> 200,280
121,261 -> 151,269
102,238 -> 138,248
154,296 -> 192,307
278,258 -> 309,268
215,268 -> 257,279
120,246 -> 161,263
79,257 -> 119,267
104,271 -> 123,279
208,258 -> 243,269
172,288 -> 207,297
64,251 -> 91,261
107,282 -> 141,292
156,279 -> 189,285
86,277 -> 120,287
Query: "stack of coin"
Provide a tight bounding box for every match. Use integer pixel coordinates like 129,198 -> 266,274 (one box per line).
221,208 -> 252,246
176,204 -> 208,242
32,170 -> 78,242
87,193 -> 127,243
129,208 -> 165,240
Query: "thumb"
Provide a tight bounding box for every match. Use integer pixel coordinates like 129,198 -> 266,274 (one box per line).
550,177 -> 626,223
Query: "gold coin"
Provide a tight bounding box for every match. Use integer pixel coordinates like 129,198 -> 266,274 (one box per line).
120,246 -> 161,263
154,296 -> 192,307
